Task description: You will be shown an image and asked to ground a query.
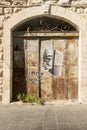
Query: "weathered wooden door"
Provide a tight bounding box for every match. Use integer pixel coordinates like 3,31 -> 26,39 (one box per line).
40,38 -> 78,101
13,38 -> 39,100
66,39 -> 78,100
40,38 -> 66,100
13,37 -> 78,101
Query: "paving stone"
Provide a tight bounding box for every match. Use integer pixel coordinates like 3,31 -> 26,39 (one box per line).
57,116 -> 67,123
69,122 -> 80,128
31,122 -> 43,130
44,129 -> 58,130
0,128 -> 8,130
0,119 -> 12,128
58,123 -> 70,130
70,128 -> 81,130
44,119 -> 57,129
12,115 -> 25,124
25,112 -> 43,121
44,129 -> 57,130
0,104 -> 87,130
8,124 -> 31,130
58,128 -> 70,130
75,117 -> 87,122
44,109 -> 55,119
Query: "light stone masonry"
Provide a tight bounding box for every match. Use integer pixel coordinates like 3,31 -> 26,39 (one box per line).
0,68 -> 3,76
0,53 -> 3,60
0,22 -> 3,29
4,8 -> 13,14
0,85 -> 2,93
81,61 -> 87,69
0,8 -> 3,15
0,44 -> 3,52
0,77 -> 3,85
80,78 -> 87,86
0,0 -> 87,103
0,15 -> 5,22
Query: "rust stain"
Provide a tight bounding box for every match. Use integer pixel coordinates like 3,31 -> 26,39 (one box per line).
41,71 -> 53,101
53,78 -> 65,99
68,79 -> 78,100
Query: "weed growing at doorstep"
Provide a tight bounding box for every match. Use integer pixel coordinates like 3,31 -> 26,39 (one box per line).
17,93 -> 44,105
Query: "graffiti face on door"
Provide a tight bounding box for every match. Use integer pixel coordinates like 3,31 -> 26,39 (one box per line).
43,48 -> 53,71
42,40 -> 64,77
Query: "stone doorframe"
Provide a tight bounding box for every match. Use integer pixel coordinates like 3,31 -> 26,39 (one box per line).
2,5 -> 87,104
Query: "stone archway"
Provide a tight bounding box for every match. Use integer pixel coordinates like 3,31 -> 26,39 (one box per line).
2,5 -> 87,104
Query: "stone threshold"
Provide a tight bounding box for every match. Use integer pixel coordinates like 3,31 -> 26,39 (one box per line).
2,100 -> 83,106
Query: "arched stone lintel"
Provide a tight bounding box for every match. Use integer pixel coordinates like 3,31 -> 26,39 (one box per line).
4,6 -> 87,32
2,5 -> 87,104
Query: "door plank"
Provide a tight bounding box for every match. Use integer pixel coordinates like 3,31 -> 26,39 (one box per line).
68,79 -> 78,100
25,39 -> 39,96
40,39 -> 54,101
67,39 -> 78,100
53,39 -> 66,99
13,38 -> 26,100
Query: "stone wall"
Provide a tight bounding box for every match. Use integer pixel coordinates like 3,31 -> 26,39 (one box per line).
0,0 -> 86,22
0,0 -> 87,101
0,0 -> 87,18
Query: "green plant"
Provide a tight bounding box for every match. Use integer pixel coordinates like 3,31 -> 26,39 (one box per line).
17,93 -> 26,102
17,93 -> 44,105
28,94 -> 36,103
24,95 -> 30,102
35,97 -> 42,104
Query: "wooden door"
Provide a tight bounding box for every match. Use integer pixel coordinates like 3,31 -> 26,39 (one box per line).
40,38 -> 66,101
13,37 -> 78,101
40,38 -> 78,101
13,38 -> 39,100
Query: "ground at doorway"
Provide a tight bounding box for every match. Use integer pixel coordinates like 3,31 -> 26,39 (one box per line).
10,99 -> 82,106
0,104 -> 87,130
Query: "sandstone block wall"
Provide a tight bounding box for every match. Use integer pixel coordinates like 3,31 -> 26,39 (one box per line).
0,0 -> 87,102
